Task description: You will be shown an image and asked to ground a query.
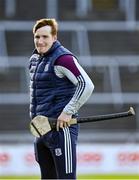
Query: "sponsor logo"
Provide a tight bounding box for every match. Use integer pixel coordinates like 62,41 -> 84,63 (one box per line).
55,148 -> 62,156
118,152 -> 139,164
0,153 -> 10,165
44,63 -> 49,72
77,152 -> 103,163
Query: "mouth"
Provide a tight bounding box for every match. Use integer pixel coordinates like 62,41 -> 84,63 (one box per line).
38,46 -> 45,48
37,46 -> 49,53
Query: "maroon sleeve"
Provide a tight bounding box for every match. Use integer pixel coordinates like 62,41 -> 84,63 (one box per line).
55,55 -> 81,77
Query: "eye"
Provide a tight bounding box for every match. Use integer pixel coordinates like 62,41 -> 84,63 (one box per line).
42,35 -> 48,38
35,35 -> 40,39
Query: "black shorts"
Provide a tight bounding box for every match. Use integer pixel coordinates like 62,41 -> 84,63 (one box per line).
34,124 -> 79,179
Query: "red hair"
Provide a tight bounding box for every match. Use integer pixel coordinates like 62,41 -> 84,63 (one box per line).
33,18 -> 58,36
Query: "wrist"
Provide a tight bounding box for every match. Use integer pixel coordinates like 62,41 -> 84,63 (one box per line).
63,110 -> 73,116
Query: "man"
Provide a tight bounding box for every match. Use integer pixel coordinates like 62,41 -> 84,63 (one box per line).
29,18 -> 94,179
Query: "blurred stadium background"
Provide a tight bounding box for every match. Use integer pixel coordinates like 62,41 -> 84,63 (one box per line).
0,0 -> 139,179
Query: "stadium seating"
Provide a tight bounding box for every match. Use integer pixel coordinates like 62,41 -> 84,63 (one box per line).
0,0 -> 139,137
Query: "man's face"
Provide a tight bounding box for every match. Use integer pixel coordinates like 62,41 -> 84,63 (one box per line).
34,25 -> 57,55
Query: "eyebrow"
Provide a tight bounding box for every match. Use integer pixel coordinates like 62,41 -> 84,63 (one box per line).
34,34 -> 49,38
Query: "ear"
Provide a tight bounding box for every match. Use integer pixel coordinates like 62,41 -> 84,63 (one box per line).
53,35 -> 57,41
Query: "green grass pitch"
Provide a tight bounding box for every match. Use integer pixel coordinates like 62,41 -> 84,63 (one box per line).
0,174 -> 139,179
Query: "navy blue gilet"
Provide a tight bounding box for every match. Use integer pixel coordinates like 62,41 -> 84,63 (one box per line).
29,41 -> 76,119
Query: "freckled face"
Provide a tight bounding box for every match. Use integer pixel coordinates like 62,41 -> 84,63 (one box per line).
34,26 -> 57,55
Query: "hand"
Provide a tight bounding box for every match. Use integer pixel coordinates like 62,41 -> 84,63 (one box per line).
56,112 -> 72,131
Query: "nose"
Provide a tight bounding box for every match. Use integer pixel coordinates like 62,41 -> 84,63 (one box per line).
38,37 -> 44,44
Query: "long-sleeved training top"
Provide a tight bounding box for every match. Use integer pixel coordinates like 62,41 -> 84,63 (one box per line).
54,55 -> 94,115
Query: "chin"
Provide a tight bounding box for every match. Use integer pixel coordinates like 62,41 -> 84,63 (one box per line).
37,50 -> 47,54
37,47 -> 49,54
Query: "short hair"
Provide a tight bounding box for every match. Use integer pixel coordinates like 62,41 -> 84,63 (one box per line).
33,18 -> 58,36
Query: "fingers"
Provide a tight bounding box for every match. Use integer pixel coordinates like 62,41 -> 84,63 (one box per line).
56,121 -> 70,131
56,120 -> 62,131
56,112 -> 72,131
63,122 -> 70,128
